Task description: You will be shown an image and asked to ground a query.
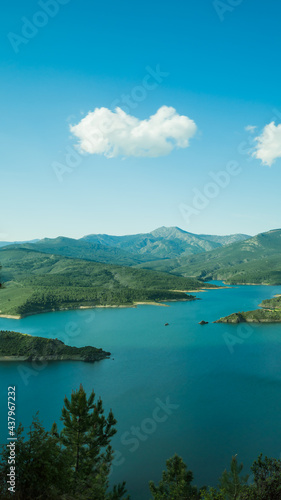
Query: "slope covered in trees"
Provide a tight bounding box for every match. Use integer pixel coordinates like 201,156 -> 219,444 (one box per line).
215,294 -> 281,323
141,229 -> 281,285
82,226 -> 250,260
0,331 -> 110,361
1,227 -> 250,265
0,248 -> 209,317
4,237 -> 146,266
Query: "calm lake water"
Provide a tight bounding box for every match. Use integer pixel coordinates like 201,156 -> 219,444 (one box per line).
1,283 -> 281,498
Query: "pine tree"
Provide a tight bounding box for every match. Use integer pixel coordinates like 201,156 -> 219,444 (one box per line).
0,387 -> 129,499
200,487 -> 226,499
149,453 -> 200,499
240,454 -> 281,499
218,455 -> 248,499
59,384 -> 128,499
0,415 -> 69,499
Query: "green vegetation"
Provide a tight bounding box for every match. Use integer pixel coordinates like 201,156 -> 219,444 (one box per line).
2,227 -> 281,286
1,387 -> 281,499
216,309 -> 281,323
0,247 -> 210,317
6,236 -> 147,266
260,295 -> 281,309
3,227 -> 250,265
141,229 -> 281,285
149,454 -> 202,499
82,227 -> 250,260
151,454 -> 281,499
217,455 -> 249,499
216,294 -> 281,323
0,385 -> 128,499
0,331 -> 110,361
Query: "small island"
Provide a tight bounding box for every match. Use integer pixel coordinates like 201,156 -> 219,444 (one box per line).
215,295 -> 281,323
0,331 -> 110,362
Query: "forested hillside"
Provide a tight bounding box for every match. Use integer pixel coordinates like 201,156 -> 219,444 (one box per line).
1,227 -> 250,265
141,229 -> 281,285
0,248 -> 211,317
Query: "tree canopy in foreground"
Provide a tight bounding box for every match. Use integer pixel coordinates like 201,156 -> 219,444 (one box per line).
0,385 -> 129,499
1,386 -> 281,499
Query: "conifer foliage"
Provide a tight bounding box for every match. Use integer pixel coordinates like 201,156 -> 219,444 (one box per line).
149,453 -> 201,499
0,385 -> 128,499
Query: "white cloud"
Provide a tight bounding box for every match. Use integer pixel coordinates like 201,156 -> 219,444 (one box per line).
245,125 -> 257,133
252,122 -> 281,166
70,106 -> 197,158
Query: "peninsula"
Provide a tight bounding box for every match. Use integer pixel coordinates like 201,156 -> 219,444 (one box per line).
0,247 -> 208,318
215,295 -> 281,323
0,331 -> 110,362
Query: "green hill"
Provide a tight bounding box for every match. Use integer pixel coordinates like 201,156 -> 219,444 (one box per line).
82,226 -> 250,260
0,248 -> 211,317
152,229 -> 281,285
0,239 -> 39,248
0,331 -> 110,362
215,295 -> 281,323
3,228 -> 250,265
3,237 -> 147,266
1,228 -> 250,280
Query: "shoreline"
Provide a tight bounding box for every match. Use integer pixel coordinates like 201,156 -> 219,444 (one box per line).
0,314 -> 21,319
0,297 -> 197,320
222,282 -> 278,286
0,355 -> 110,362
171,286 -> 228,292
214,289 -> 281,323
1,284 -> 265,321
0,331 -> 111,363
215,317 -> 281,324
0,285 -> 253,321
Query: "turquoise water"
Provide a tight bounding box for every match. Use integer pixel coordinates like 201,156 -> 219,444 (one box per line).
1,283 -> 281,498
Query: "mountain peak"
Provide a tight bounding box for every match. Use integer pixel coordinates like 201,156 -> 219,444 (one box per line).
150,226 -> 190,238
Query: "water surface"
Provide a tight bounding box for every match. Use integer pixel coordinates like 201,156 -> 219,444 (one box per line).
1,283 -> 281,499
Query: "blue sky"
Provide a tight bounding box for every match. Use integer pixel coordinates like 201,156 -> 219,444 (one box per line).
1,0 -> 281,240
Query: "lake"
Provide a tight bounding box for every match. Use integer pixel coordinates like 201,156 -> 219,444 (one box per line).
1,283 -> 281,498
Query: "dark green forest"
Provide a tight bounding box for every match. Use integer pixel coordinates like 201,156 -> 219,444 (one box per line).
0,248 -> 210,316
139,229 -> 281,285
215,295 -> 281,323
0,331 -> 110,361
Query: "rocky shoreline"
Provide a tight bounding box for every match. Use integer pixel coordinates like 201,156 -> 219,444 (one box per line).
215,310 -> 281,324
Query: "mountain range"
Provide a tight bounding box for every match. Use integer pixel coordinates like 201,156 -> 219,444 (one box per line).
143,228 -> 281,285
0,227 -> 250,265
1,226 -> 281,288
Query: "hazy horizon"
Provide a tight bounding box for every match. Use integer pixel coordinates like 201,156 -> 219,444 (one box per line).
2,222 -> 273,243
